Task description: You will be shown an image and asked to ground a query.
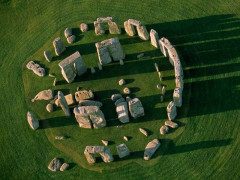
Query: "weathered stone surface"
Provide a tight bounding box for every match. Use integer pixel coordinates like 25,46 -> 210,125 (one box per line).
73,106 -> 106,129
84,146 -> 113,163
173,87 -> 183,107
137,53 -> 144,59
58,91 -> 70,117
165,120 -> 178,128
114,97 -> 125,106
162,86 -> 166,95
91,67 -> 96,74
79,100 -> 103,107
101,140 -> 108,146
98,62 -> 102,70
116,143 -> 130,158
80,23 -> 88,32
94,21 -> 105,35
96,17 -> 121,34
27,111 -> 39,130
116,102 -> 129,123
128,98 -> 144,119
124,20 -> 136,36
32,89 -> 53,102
44,50 -> 52,62
123,87 -> 131,94
160,125 -> 169,135
75,90 -> 94,102
127,19 -> 149,41
111,94 -> 122,102
46,103 -> 53,112
119,79 -> 126,86
26,61 -> 45,77
60,163 -> 69,171
126,96 -> 131,102
64,28 -> 72,38
123,136 -> 129,141
167,101 -> 177,120
144,139 -> 160,160
65,94 -> 76,106
48,158 -> 62,172
150,29 -> 159,48
58,51 -> 86,83
159,37 -> 172,57
55,136 -> 66,140
67,35 -> 76,44
95,37 -> 125,65
53,78 -> 57,86
139,128 -> 148,136
176,76 -> 184,90
53,37 -> 66,56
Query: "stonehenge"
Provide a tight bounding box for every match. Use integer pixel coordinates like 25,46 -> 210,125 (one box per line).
58,91 -> 70,117
128,98 -> 145,119
26,61 -> 45,77
150,29 -> 159,48
94,17 -> 121,35
64,28 -> 72,38
116,143 -> 130,158
119,79 -> 126,86
95,37 -> 125,65
73,106 -> 106,129
32,89 -> 53,102
58,51 -> 87,83
84,146 -> 114,163
27,111 -> 39,130
53,37 -> 66,56
167,101 -> 177,121
144,139 -> 160,160
124,19 -> 149,40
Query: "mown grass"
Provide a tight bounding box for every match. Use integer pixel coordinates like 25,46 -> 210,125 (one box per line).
0,0 -> 240,179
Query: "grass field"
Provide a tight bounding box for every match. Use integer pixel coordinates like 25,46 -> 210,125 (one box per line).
0,0 -> 240,179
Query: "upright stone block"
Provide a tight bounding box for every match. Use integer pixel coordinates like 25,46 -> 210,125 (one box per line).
53,37 -> 66,56
150,29 -> 159,48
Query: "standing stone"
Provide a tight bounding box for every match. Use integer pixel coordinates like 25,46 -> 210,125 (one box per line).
165,121 -> 178,128
128,98 -> 145,119
94,21 -> 105,35
102,140 -> 109,146
64,28 -> 72,38
162,86 -> 166,95
46,103 -> 53,112
26,61 -> 45,77
53,78 -> 57,86
27,111 -> 39,130
123,87 -> 131,94
124,20 -> 136,36
116,102 -> 129,123
160,125 -> 169,135
111,94 -> 122,102
116,143 -> 130,158
176,76 -> 184,90
48,158 -> 62,172
139,128 -> 148,136
120,59 -> 124,65
96,17 -> 121,34
67,35 -> 76,44
126,19 -> 149,41
150,29 -> 159,48
60,163 -> 69,171
32,89 -> 53,102
144,139 -> 160,160
95,42 -> 112,65
44,50 -> 52,62
80,23 -> 88,32
58,91 -> 70,117
91,67 -> 96,74
98,62 -> 102,70
119,79 -> 126,86
53,37 -> 66,56
173,87 -> 183,107
167,101 -> 177,120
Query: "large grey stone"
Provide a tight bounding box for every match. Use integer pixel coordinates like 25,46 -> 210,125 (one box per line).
95,17 -> 121,35
44,50 -> 52,62
32,89 -> 53,102
116,143 -> 130,158
53,37 -> 66,56
116,102 -> 129,123
128,98 -> 144,119
150,29 -> 159,48
84,146 -> 114,163
75,90 -> 94,102
48,158 -> 62,172
114,97 -> 125,106
144,139 -> 160,160
124,19 -> 149,40
64,28 -> 72,38
67,35 -> 76,44
58,91 -> 70,117
94,21 -> 105,35
26,61 -> 45,77
167,101 -> 177,120
27,111 -> 39,130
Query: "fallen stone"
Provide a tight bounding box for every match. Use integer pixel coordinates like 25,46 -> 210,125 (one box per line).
64,94 -> 76,106
44,50 -> 52,62
67,35 -> 76,44
53,37 -> 66,56
53,78 -> 57,86
75,90 -> 94,102
165,120 -> 178,129
58,91 -> 70,117
60,163 -> 69,171
102,140 -> 108,146
48,158 -> 62,172
32,89 -> 53,102
111,94 -> 122,102
167,101 -> 177,120
116,143 -> 130,158
64,28 -> 72,38
116,102 -> 129,123
55,136 -> 66,140
123,87 -> 131,94
139,128 -> 148,136
26,61 -> 45,77
150,29 -> 159,48
79,100 -> 103,107
137,53 -> 144,59
46,103 -> 53,112
73,106 -> 106,129
160,125 -> 169,135
144,139 -> 160,160
80,23 -> 88,32
114,97 -> 125,106
128,98 -> 145,119
27,111 -> 39,130
84,146 -> 113,163
123,136 -> 129,141
119,79 -> 126,86
91,67 -> 96,74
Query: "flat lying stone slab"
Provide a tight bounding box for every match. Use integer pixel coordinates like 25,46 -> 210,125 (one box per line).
144,139 -> 160,160
139,128 -> 148,136
75,90 -> 94,102
165,121 -> 178,129
26,61 -> 45,77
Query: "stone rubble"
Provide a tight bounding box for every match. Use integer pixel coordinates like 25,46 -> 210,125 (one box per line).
26,61 -> 45,77
75,90 -> 94,102
167,101 -> 177,121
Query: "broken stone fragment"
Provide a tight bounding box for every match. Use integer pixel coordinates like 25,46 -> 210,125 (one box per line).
32,89 -> 53,102
48,158 -> 62,172
26,61 -> 45,77
111,94 -> 122,102
27,111 -> 39,130
128,98 -> 144,119
101,140 -> 108,146
75,90 -> 94,102
67,35 -> 76,44
123,87 -> 131,94
60,163 -> 69,171
64,28 -> 72,38
44,50 -> 52,62
80,23 -> 88,32
116,143 -> 130,158
160,125 -> 169,135
165,120 -> 178,129
116,102 -> 129,123
46,103 -> 53,112
139,128 -> 148,136
144,139 -> 160,160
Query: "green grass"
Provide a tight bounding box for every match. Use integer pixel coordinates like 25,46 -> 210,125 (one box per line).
0,0 -> 240,179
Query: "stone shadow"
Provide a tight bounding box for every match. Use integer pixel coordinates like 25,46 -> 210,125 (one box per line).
39,116 -> 77,129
